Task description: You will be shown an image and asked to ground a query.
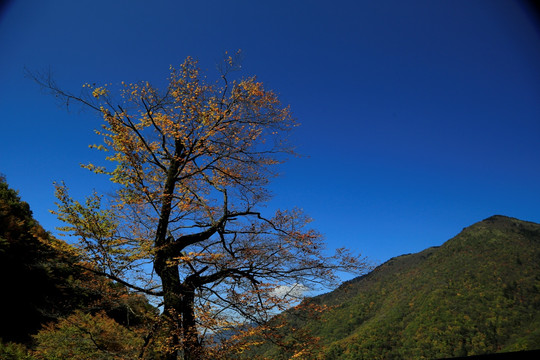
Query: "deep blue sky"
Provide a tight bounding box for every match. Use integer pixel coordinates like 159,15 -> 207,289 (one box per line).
1,0 -> 540,271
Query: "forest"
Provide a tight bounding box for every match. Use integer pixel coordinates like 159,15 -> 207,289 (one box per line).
2,174 -> 540,359
0,175 -> 157,359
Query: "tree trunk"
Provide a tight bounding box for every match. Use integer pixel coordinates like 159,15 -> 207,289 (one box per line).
154,153 -> 183,359
156,258 -> 183,360
181,287 -> 202,360
155,246 -> 203,359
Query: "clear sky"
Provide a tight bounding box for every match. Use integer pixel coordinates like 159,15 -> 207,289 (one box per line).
1,0 -> 540,272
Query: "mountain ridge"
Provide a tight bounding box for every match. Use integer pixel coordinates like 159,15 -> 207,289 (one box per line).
248,215 -> 540,359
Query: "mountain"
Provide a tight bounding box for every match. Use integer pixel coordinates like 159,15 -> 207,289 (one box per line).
0,175 -> 82,343
0,175 -> 155,345
248,215 -> 540,359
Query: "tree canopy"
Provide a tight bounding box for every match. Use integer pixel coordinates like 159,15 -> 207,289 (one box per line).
33,54 -> 368,359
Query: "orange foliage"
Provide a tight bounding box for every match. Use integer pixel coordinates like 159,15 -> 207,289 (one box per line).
42,53 -> 369,359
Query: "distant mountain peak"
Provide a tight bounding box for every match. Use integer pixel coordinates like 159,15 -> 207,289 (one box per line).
482,214 -> 519,223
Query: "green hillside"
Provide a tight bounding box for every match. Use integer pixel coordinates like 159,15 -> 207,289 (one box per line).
249,215 -> 540,359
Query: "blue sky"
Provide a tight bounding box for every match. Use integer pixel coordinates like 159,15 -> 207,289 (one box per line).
1,0 -> 540,272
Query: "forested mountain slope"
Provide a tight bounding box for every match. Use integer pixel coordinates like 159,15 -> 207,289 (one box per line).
0,175 -> 84,343
3,174 -> 539,359
250,215 -> 540,359
0,176 -> 155,347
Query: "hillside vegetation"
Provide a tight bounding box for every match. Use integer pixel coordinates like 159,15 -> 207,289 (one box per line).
250,215 -> 540,359
2,172 -> 539,359
0,176 -> 156,358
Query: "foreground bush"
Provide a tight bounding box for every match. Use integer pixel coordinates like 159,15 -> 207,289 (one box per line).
33,311 -> 143,360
